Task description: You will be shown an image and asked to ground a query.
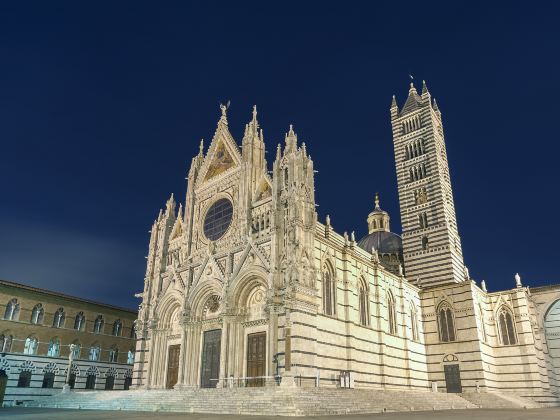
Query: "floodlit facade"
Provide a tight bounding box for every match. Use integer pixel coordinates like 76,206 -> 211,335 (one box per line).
132,83 -> 560,397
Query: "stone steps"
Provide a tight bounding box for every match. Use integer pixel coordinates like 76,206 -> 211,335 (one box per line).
22,387 -> 483,415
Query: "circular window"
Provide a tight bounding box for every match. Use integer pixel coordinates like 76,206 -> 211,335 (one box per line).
203,198 -> 233,241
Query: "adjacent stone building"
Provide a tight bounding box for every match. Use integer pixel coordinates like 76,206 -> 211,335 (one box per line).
132,83 -> 560,397
0,279 -> 137,406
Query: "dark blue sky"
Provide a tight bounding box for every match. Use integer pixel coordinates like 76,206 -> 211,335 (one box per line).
1,1 -> 558,309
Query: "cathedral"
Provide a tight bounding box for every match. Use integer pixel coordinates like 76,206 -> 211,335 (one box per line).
132,82 -> 560,396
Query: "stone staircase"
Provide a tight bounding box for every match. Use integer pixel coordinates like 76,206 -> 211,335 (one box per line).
515,391 -> 560,408
23,387 -> 480,416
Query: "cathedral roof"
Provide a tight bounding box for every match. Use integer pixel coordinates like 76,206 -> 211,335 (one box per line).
357,231 -> 403,255
400,83 -> 422,116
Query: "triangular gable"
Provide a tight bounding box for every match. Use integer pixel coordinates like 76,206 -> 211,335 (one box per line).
191,254 -> 226,290
254,175 -> 272,202
170,217 -> 183,241
232,241 -> 270,279
196,121 -> 242,186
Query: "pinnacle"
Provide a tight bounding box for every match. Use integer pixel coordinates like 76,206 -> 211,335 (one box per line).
391,95 -> 398,108
421,80 -> 429,95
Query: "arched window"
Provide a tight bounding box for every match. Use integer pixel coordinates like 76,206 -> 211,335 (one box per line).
94,315 -> 104,334
284,167 -> 289,187
127,350 -> 135,364
47,338 -> 60,357
498,306 -> 517,345
30,304 -> 44,324
17,371 -> 32,388
24,336 -> 38,355
411,304 -> 419,341
130,323 -> 137,339
4,298 -> 20,321
323,263 -> 336,316
52,307 -> 65,328
422,236 -> 429,250
438,303 -> 456,342
42,372 -> 55,388
0,333 -> 13,352
358,278 -> 369,326
89,344 -> 101,361
112,319 -> 122,336
387,292 -> 397,335
109,347 -> 119,363
105,373 -> 115,390
74,312 -> 85,331
71,341 -> 81,359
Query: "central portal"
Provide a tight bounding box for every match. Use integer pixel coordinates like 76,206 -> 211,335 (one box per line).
200,329 -> 221,388
246,332 -> 266,387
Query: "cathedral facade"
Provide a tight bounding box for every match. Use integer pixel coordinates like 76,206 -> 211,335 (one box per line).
132,82 -> 560,396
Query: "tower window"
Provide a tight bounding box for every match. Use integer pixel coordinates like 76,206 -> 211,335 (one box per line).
438,303 -> 456,342
421,236 -> 429,250
419,212 -> 428,228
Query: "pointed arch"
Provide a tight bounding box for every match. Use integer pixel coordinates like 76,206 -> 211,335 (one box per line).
358,277 -> 369,326
322,260 -> 336,316
30,303 -> 44,324
410,302 -> 419,341
497,305 -> 517,345
387,290 -> 397,335
437,301 -> 456,342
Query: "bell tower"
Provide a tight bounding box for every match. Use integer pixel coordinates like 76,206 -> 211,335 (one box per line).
390,81 -> 465,287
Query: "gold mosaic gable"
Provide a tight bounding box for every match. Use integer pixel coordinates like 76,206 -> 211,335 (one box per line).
204,141 -> 234,181
255,178 -> 272,201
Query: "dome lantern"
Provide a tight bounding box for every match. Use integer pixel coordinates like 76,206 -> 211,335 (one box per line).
367,193 -> 391,233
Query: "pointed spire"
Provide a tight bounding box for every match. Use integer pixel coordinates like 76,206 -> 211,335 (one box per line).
252,105 -> 257,123
177,203 -> 183,220
391,95 -> 398,108
165,193 -> 175,215
433,98 -> 440,111
421,80 -> 429,95
276,143 -> 282,160
409,81 -> 417,95
285,124 -> 297,153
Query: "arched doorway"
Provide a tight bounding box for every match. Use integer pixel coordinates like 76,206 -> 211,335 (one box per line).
0,370 -> 7,405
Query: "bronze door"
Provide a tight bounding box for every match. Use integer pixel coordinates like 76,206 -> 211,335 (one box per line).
444,364 -> 462,393
246,332 -> 266,387
200,329 -> 221,388
166,344 -> 180,389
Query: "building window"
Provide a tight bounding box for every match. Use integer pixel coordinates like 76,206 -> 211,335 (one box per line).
17,371 -> 32,388
112,319 -> 122,336
109,347 -> 119,363
358,278 -> 369,326
74,312 -> 86,331
42,372 -> 55,388
0,333 -> 13,352
52,308 -> 65,328
105,374 -> 115,390
419,212 -> 428,228
127,350 -> 135,364
72,342 -> 81,359
284,167 -> 289,187
94,315 -> 104,334
411,304 -> 419,341
85,374 -> 96,390
422,235 -> 429,250
31,304 -> 44,325
89,345 -> 101,361
68,373 -> 76,389
4,298 -> 20,321
130,324 -> 136,339
323,263 -> 336,316
438,303 -> 456,342
47,338 -> 60,357
498,307 -> 517,345
124,375 -> 132,390
387,292 -> 397,335
24,336 -> 39,355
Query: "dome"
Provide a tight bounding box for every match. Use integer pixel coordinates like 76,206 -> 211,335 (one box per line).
357,231 -> 403,255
